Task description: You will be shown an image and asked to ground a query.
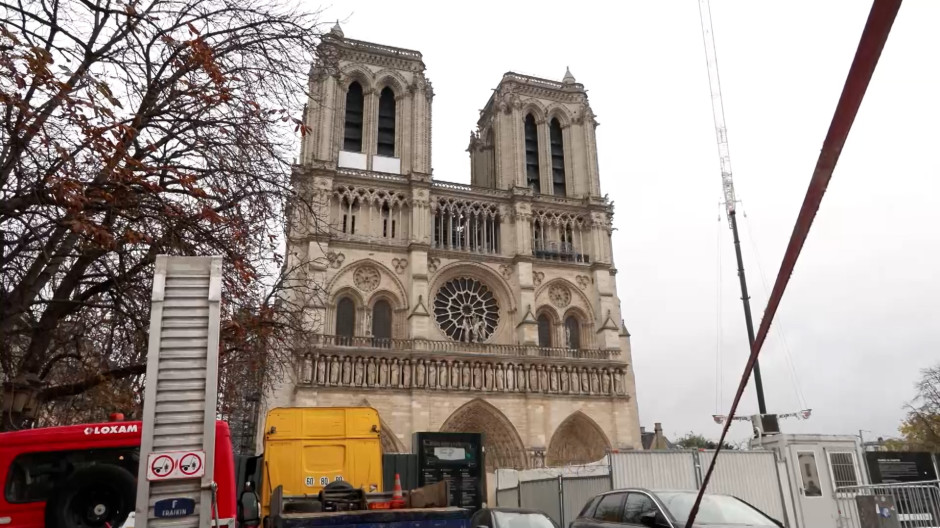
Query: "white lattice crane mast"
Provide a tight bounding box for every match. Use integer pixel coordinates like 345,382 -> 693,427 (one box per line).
699,0 -> 737,218
697,0 -> 767,416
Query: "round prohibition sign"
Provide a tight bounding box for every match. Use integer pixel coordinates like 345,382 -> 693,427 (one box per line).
151,454 -> 175,477
179,452 -> 203,476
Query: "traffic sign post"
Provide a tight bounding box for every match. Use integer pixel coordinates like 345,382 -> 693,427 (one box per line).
146,451 -> 207,481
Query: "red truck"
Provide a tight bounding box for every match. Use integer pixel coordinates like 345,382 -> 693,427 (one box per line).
0,416 -> 238,528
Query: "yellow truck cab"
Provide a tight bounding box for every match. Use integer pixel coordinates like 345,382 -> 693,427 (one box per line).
260,407 -> 383,517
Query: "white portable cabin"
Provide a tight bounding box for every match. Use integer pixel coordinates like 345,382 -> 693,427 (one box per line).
753,434 -> 868,528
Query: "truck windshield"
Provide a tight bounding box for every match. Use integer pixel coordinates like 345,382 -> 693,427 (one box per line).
5,447 -> 138,503
493,511 -> 556,528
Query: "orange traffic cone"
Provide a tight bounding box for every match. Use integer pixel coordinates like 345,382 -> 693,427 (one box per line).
391,473 -> 405,508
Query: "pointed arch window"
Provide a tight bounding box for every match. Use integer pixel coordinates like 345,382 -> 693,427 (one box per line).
372,299 -> 392,348
336,297 -> 356,345
524,114 -> 540,193
550,118 -> 566,196
377,87 -> 396,157
537,314 -> 553,348
564,315 -> 580,350
340,197 -> 357,234
344,82 -> 364,152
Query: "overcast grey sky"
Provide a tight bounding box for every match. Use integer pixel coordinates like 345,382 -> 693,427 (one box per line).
312,1 -> 940,443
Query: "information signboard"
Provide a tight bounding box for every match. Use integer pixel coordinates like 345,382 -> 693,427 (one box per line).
414,432 -> 484,512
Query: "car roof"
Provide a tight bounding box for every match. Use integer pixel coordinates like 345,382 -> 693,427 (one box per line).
600,488 -> 736,498
483,507 -> 550,514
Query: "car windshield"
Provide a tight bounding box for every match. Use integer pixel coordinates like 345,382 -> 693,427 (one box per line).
656,492 -> 777,526
493,511 -> 556,528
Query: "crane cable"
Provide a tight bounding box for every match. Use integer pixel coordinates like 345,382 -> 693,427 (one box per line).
685,1 -> 902,526
740,208 -> 809,410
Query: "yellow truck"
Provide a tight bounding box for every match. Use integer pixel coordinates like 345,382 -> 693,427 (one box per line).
260,407 -> 384,517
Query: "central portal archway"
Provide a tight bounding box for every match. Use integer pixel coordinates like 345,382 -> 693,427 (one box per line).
439,398 -> 528,470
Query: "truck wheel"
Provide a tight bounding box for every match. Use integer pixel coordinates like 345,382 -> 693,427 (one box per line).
44,464 -> 137,528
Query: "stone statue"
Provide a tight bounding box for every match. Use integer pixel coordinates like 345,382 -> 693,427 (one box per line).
528,365 -> 538,392
550,367 -> 559,392
471,315 -> 486,342
379,358 -> 389,387
506,364 -> 515,391
565,325 -> 572,349
461,316 -> 473,343
590,369 -> 600,393
328,356 -> 340,385
472,363 -> 483,389
484,364 -> 494,390
516,366 -> 526,392
461,362 -> 471,389
602,368 -> 611,395
581,369 -> 590,394
614,369 -> 625,395
538,366 -> 548,393
415,359 -> 426,388
560,367 -> 569,393
316,355 -> 327,385
366,358 -> 377,386
428,361 -> 437,388
391,359 -> 401,387
340,356 -> 352,385
570,368 -> 579,393
496,364 -> 505,391
439,361 -> 449,388
450,362 -> 460,388
402,360 -> 412,387
301,356 -> 312,384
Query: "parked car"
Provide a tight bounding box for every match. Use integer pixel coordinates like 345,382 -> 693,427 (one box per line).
471,507 -> 560,528
570,489 -> 782,528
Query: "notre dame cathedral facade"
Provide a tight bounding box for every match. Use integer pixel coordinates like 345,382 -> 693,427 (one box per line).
271,23 -> 642,469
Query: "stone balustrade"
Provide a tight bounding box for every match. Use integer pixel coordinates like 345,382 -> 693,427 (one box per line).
297,336 -> 629,399
306,334 -> 618,360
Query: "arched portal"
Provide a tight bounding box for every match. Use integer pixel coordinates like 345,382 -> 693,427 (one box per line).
439,398 -> 527,470
380,419 -> 405,454
546,411 -> 610,466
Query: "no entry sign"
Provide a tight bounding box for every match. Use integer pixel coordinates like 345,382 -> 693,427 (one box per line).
146,450 -> 206,481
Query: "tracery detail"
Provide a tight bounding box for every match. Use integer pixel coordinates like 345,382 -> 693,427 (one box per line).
354,265 -> 380,292
549,284 -> 571,308
434,278 -> 499,342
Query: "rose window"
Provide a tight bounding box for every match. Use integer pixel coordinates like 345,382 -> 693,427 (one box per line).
433,277 -> 500,342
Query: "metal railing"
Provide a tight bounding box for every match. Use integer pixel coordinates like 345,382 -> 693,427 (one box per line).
532,240 -> 590,263
835,480 -> 940,528
307,334 -> 617,360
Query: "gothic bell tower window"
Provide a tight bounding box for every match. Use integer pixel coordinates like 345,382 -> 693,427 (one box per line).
537,313 -> 553,347
336,297 -> 356,344
433,278 -> 500,343
564,315 -> 581,349
344,82 -> 364,152
377,87 -> 396,157
524,114 -> 540,193
550,118 -> 566,196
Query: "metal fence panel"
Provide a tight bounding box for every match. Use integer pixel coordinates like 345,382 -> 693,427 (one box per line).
383,454 -> 418,492
835,481 -> 940,528
610,452 -> 698,490
497,487 -> 520,508
562,476 -> 612,527
520,478 -> 562,526
698,451 -> 786,523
